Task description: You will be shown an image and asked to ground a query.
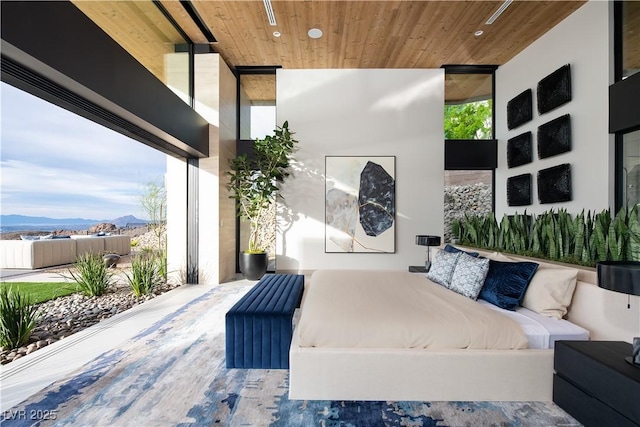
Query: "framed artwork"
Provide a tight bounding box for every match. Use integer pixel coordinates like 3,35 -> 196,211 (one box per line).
537,64 -> 571,114
538,163 -> 572,204
507,174 -> 532,206
538,114 -> 571,159
507,89 -> 533,130
325,156 -> 395,253
507,132 -> 533,168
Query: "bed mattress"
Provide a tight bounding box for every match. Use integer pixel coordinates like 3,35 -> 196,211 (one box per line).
297,270 -> 529,350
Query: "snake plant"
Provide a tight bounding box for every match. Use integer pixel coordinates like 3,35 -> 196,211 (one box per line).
453,206 -> 640,266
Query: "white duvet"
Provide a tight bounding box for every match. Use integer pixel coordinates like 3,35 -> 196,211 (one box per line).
297,270 -> 529,350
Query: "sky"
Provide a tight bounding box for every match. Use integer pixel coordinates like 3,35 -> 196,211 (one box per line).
0,82 -> 167,221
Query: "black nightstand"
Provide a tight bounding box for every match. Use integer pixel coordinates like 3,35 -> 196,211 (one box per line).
408,265 -> 428,273
553,341 -> 640,427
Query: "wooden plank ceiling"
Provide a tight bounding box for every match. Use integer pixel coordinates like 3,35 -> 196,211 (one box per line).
624,1 -> 640,78
74,1 -> 589,103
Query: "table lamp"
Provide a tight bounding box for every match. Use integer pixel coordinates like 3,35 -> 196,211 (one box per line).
415,235 -> 441,271
597,261 -> 640,367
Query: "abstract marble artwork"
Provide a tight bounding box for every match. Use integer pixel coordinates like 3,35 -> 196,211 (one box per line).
325,156 -> 395,253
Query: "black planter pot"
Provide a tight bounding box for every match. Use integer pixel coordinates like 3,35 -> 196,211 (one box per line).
239,252 -> 269,280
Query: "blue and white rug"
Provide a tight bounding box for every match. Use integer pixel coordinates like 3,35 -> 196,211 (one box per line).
1,283 -> 581,426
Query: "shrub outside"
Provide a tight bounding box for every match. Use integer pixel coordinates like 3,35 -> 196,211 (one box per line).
0,286 -> 39,349
67,252 -> 114,297
126,252 -> 165,297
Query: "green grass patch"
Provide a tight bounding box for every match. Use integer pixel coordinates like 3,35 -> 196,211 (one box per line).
0,282 -> 77,305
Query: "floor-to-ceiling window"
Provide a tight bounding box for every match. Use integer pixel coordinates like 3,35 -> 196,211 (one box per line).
1,81 -> 167,239
236,68 -> 278,271
443,66 -> 497,242
615,1 -> 640,210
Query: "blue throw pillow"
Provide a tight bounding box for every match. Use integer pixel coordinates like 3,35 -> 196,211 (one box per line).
443,243 -> 479,258
479,260 -> 539,310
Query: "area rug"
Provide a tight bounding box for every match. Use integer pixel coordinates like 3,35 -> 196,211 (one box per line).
1,282 -> 581,426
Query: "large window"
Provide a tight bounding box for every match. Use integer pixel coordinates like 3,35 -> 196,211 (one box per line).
1,82 -> 167,228
621,130 -> 640,208
237,69 -> 277,270
239,74 -> 276,140
614,2 -> 640,211
443,69 -> 495,242
444,73 -> 493,140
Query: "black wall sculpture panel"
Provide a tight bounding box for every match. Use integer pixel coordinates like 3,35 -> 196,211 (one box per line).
538,163 -> 572,204
538,114 -> 571,159
507,89 -> 533,130
537,64 -> 572,114
507,174 -> 532,206
507,132 -> 533,168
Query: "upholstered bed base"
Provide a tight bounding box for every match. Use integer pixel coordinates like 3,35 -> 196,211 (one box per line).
287,248 -> 640,402
289,334 -> 554,401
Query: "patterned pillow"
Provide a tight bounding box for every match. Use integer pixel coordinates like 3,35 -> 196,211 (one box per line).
448,253 -> 490,299
426,250 -> 461,287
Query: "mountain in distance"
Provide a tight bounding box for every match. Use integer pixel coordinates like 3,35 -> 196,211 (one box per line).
0,214 -> 148,227
110,215 -> 149,228
0,214 -> 100,226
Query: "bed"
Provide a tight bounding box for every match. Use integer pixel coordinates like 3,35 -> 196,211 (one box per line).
288,249 -> 613,402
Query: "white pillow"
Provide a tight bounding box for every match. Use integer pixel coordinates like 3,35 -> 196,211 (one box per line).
426,250 -> 461,287
448,253 -> 490,299
521,267 -> 578,319
486,252 -> 514,262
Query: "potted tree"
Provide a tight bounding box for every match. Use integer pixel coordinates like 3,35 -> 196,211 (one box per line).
227,121 -> 298,280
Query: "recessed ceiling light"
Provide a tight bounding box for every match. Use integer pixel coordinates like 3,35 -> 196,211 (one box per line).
474,30 -> 484,37
308,28 -> 323,39
273,31 -> 281,37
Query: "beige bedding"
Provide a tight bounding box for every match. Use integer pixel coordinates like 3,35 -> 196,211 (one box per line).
297,270 -> 528,350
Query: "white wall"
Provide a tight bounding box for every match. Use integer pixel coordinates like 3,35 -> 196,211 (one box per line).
276,69 -> 444,272
495,0 -> 614,217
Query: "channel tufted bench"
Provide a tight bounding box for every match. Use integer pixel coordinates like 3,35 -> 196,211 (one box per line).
226,274 -> 305,369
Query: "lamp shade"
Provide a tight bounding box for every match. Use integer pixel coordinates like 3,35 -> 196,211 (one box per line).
415,235 -> 441,247
597,261 -> 640,296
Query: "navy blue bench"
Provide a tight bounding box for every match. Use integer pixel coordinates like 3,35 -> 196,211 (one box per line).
225,274 -> 304,369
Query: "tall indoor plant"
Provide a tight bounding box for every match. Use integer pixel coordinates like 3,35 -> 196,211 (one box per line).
227,121 -> 298,280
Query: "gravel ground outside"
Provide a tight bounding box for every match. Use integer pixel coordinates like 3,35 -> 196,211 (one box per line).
0,227 -> 178,365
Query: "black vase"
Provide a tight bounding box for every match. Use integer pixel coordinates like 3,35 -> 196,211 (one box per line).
239,252 -> 269,280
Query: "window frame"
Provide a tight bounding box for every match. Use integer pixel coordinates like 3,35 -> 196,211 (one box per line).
442,65 -> 498,213
613,1 -> 640,211
234,66 -> 280,272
